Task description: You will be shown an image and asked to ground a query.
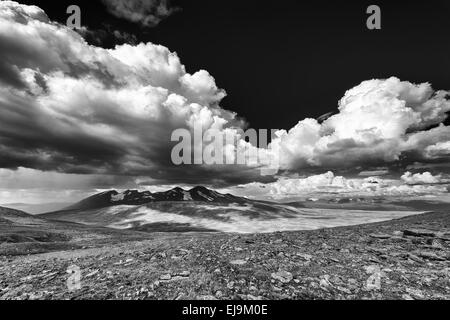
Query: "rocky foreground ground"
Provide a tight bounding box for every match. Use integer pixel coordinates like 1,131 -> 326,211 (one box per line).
0,212 -> 449,300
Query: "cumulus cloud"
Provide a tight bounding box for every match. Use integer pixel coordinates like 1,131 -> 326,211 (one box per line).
234,172 -> 393,199
424,141 -> 450,159
0,1 -> 268,185
1,2 -> 450,192
269,77 -> 450,171
102,0 -> 179,27
230,171 -> 449,200
400,172 -> 442,185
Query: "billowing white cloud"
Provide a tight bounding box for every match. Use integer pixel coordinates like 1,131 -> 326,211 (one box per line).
1,2 -> 450,192
229,171 -> 449,200
424,141 -> 450,159
401,171 -> 442,185
0,1 -> 261,184
269,77 -> 450,171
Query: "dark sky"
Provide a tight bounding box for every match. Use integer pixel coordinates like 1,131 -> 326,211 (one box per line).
21,0 -> 450,131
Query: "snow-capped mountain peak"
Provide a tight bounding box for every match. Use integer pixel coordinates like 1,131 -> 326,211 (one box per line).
64,186 -> 246,210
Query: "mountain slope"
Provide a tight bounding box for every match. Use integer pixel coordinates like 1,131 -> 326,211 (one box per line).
64,186 -> 247,211
0,206 -> 152,256
0,202 -> 71,215
1,211 -> 448,300
40,187 -> 427,234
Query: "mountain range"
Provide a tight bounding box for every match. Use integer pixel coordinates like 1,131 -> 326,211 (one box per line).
1,185 -> 432,235
65,186 -> 247,211
39,186 -> 312,233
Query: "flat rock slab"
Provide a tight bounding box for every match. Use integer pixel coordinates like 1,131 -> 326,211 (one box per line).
416,251 -> 446,261
370,233 -> 392,239
403,229 -> 438,237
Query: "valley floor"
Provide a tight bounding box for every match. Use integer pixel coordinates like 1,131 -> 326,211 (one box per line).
0,212 -> 449,300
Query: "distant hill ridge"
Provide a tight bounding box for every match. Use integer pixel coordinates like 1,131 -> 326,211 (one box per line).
64,186 -> 246,210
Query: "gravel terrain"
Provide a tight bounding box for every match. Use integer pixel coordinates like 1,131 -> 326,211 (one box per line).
0,209 -> 449,300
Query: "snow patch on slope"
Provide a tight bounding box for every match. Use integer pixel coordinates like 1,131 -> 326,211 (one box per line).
183,191 -> 193,201
111,192 -> 125,202
198,191 -> 214,202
